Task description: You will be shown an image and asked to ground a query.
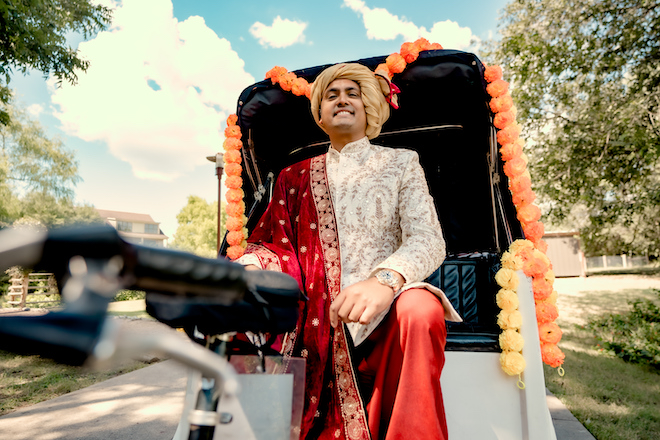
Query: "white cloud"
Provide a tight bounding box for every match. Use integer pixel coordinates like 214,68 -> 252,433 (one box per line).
343,0 -> 478,50
249,16 -> 308,48
27,103 -> 44,117
50,0 -> 254,181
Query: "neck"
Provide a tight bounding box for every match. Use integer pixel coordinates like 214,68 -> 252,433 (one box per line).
329,133 -> 366,152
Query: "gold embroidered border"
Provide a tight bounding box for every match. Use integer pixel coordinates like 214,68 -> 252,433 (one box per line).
245,243 -> 282,272
310,155 -> 371,440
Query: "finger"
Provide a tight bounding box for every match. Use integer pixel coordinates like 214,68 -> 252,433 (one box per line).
337,297 -> 358,323
329,293 -> 346,328
358,306 -> 376,325
347,303 -> 367,323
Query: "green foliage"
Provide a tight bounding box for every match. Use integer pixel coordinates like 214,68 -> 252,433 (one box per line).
0,101 -> 100,227
488,0 -> 660,257
588,290 -> 660,369
112,290 -> 145,302
171,195 -> 224,258
0,0 -> 112,124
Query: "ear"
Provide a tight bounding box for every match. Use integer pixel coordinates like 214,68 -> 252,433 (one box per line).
318,119 -> 323,125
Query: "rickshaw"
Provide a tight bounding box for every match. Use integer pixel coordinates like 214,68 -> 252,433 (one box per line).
0,48 -> 560,440
220,48 -> 559,439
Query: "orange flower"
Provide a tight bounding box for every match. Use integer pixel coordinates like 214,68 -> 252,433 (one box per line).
225,163 -> 242,176
535,239 -> 549,253
400,41 -> 420,63
227,230 -> 245,246
497,122 -> 521,145
500,138 -> 524,161
512,187 -> 536,207
226,188 -> 244,204
490,93 -> 514,114
225,125 -> 241,139
500,350 -> 526,376
279,72 -> 296,92
517,203 -> 542,224
413,37 -> 431,52
225,175 -> 243,189
540,343 -> 565,368
375,63 -> 392,79
494,109 -> 516,129
226,201 -> 245,217
225,215 -> 244,232
226,245 -> 245,260
292,77 -> 310,96
486,79 -> 509,98
532,277 -> 553,300
509,172 -> 531,194
496,288 -> 520,311
484,65 -> 503,83
500,329 -> 525,352
503,156 -> 527,178
386,53 -> 407,74
224,149 -> 242,165
539,322 -> 563,344
223,137 -> 242,151
226,114 -> 238,126
265,66 -> 287,84
523,250 -> 550,277
428,42 -> 443,50
522,220 -> 544,243
543,290 -> 559,305
497,309 -> 523,330
535,302 -> 559,324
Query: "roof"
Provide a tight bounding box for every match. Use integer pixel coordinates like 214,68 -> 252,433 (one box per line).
96,209 -> 158,224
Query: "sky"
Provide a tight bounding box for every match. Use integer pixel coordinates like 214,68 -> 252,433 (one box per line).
11,0 -> 511,241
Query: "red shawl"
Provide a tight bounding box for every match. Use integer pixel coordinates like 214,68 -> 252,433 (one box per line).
245,155 -> 371,440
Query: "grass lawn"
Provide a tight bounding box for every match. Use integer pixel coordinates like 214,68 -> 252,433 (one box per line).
0,349 -> 151,416
547,279 -> 660,440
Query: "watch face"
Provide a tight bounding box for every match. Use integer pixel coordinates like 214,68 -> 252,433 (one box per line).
377,270 -> 398,289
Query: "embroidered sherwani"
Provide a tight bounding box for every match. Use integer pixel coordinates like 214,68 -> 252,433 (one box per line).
237,137 -> 460,439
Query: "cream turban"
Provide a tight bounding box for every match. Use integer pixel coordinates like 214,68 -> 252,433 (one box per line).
310,63 -> 393,140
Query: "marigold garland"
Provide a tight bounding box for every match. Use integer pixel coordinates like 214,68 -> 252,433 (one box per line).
486,64 -> 565,376
223,113 -> 247,260
224,41 -> 566,382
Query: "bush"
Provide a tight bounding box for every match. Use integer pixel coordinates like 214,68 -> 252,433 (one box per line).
112,290 -> 145,302
588,290 -> 660,369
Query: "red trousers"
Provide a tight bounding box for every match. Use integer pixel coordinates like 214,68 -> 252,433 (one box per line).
355,288 -> 448,440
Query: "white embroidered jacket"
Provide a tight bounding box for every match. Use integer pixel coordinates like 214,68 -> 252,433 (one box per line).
238,137 -> 461,345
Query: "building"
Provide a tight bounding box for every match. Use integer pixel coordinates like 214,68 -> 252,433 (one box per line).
543,231 -> 586,277
96,209 -> 168,247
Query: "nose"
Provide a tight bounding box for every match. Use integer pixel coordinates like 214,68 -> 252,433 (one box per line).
337,91 -> 350,105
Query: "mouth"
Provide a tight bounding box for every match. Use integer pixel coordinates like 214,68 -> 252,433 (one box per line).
334,109 -> 353,116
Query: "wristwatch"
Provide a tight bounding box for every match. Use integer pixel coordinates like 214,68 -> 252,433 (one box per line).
375,269 -> 401,292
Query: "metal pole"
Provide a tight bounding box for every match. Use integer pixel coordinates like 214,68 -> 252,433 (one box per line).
206,153 -> 225,254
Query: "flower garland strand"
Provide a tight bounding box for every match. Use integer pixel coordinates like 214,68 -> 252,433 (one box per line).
223,114 -> 248,260
485,65 -> 566,375
226,39 -> 566,380
225,38 -> 444,260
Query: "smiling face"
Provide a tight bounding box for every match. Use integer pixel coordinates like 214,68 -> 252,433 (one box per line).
319,78 -> 367,147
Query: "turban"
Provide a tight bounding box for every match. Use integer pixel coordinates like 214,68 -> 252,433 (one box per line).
310,63 -> 392,139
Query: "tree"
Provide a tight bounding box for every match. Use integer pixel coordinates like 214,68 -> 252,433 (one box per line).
171,195 -> 225,258
488,0 -> 660,257
0,0 -> 112,124
0,100 -> 98,227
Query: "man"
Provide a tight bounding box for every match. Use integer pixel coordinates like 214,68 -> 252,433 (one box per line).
237,63 -> 460,440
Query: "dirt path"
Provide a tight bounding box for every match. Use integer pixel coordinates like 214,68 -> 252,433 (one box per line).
553,274 -> 660,326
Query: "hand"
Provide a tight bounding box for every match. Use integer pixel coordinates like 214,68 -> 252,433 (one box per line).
244,264 -> 261,271
329,277 -> 395,328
